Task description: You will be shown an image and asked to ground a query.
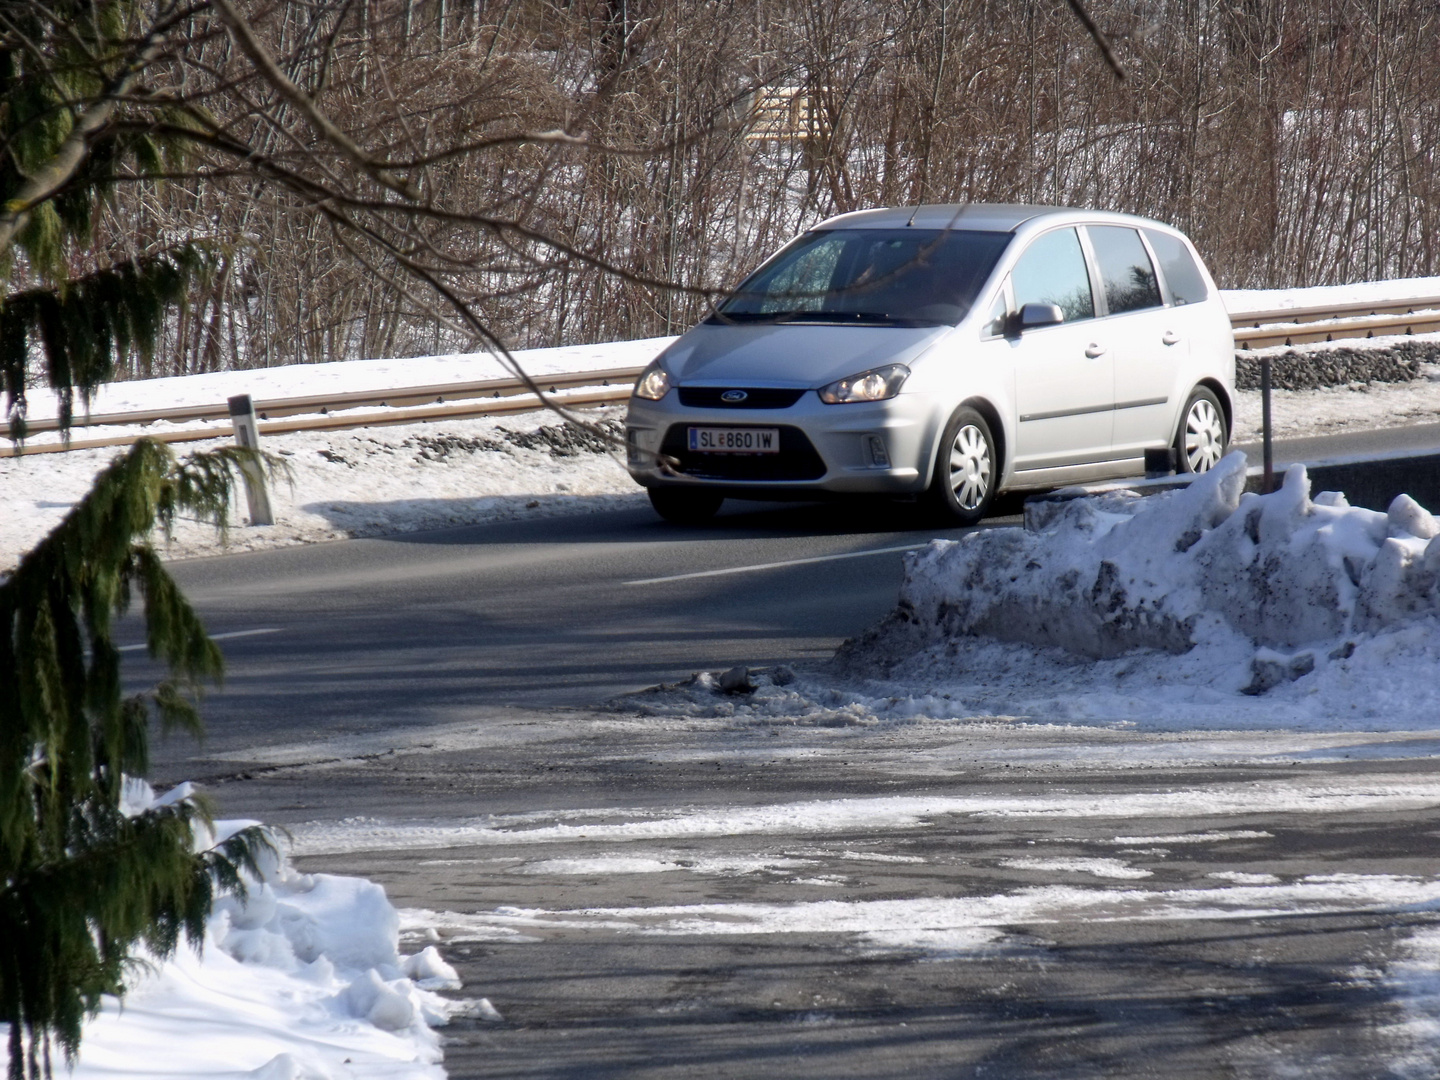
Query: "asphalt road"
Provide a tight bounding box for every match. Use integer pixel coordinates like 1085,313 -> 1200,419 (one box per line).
148,497 -> 991,776
127,420 -> 1440,1079
146,421 -> 1440,779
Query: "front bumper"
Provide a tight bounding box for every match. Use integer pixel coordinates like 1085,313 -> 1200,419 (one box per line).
624,390 -> 934,496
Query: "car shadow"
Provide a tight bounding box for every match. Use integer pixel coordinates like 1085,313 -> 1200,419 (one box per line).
302,489 -> 1030,548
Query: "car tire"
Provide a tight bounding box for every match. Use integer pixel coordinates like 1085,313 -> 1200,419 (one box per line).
648,486 -> 724,525
1174,386 -> 1228,474
924,407 -> 998,525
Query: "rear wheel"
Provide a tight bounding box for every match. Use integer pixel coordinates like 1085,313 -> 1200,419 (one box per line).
924,407 -> 998,525
648,486 -> 724,525
1174,386 -> 1227,474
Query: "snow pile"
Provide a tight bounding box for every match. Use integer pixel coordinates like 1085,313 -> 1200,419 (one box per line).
624,453 -> 1440,727
54,783 -> 470,1079
848,452 -> 1440,682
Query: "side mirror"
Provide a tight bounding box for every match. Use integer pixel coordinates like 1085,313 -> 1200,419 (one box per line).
1018,302 -> 1065,331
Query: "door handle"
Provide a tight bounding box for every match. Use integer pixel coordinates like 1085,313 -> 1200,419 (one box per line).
1084,343 -> 1106,358
1162,330 -> 1181,346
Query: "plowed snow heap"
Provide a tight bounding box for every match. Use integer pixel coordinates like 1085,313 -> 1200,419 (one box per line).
856,453 -> 1440,696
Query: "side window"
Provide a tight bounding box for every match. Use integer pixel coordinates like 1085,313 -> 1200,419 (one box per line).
1144,229 -> 1210,306
1011,228 -> 1094,324
1087,225 -> 1162,315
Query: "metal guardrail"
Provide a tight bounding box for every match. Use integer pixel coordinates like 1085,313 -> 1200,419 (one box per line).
1231,296 -> 1440,348
12,295 -> 1440,455
21,365 -> 646,436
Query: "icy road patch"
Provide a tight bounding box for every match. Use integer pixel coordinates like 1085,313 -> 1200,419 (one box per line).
287,775 -> 1440,857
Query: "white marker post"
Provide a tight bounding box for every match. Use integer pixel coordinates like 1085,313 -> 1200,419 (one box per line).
227,394 -> 274,525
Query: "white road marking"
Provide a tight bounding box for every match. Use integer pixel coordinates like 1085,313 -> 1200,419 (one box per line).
117,627 -> 282,653
626,543 -> 927,586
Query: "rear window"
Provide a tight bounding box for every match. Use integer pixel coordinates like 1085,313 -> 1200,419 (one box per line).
1087,225 -> 1162,315
713,228 -> 1012,327
1144,229 -> 1210,306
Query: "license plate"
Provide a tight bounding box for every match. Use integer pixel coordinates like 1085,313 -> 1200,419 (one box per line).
687,426 -> 780,453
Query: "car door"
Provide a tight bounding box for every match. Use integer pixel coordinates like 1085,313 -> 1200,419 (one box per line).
1007,226 -> 1114,472
1084,224 -> 1175,456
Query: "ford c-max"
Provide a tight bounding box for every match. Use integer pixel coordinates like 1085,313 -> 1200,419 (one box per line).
624,204 -> 1234,524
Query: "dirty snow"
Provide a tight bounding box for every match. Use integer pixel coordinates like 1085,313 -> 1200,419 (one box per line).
632,451 -> 1440,728
40,782 -> 471,1080
1388,927 -> 1440,1079
407,874 -> 1440,953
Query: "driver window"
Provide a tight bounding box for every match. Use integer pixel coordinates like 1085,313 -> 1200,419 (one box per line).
1011,228 -> 1095,323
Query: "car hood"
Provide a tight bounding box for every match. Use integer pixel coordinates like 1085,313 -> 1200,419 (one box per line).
659,322 -> 950,387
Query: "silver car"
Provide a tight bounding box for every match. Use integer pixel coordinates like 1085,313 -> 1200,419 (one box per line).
625,204 -> 1235,524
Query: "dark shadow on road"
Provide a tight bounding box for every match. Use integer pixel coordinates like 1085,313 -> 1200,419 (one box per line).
303,491 -> 1028,550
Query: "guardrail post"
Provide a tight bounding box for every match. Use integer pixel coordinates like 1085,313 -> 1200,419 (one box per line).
1261,356 -> 1274,494
227,394 -> 274,526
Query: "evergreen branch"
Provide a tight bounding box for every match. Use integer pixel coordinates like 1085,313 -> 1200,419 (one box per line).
3,245 -> 209,443
0,0 -> 187,261
1,438 -> 278,1079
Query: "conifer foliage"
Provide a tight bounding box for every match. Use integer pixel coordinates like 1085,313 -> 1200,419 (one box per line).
1,0 -> 203,441
0,439 -> 275,1080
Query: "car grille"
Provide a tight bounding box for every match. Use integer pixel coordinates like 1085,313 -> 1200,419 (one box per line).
660,425 -> 826,481
677,387 -> 808,409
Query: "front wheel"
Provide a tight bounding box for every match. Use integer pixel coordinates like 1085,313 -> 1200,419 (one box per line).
924,407 -> 998,525
1174,386 -> 1228,474
648,486 -> 724,525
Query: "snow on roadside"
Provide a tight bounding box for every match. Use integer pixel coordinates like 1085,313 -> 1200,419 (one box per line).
1222,277 -> 1440,316
0,408 -> 643,571
17,337 -> 675,423
628,452 -> 1440,728
37,782 -> 473,1080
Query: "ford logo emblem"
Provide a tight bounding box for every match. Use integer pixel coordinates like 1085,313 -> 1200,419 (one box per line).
720,390 -> 748,403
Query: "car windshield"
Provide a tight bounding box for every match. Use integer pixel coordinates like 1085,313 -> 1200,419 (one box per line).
710,228 -> 1012,327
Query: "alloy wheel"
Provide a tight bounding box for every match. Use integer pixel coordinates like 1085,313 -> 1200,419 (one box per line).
1183,398 -> 1225,473
948,424 -> 993,510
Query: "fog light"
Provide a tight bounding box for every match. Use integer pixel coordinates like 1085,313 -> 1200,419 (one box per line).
627,428 -> 652,468
865,434 -> 890,468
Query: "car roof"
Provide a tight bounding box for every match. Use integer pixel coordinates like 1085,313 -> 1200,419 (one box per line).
815,203 -> 1162,233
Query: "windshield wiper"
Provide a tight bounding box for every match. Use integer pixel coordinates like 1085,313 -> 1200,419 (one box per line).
782,311 -> 899,325
707,310 -> 931,327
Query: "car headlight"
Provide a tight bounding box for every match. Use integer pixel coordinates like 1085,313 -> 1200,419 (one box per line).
817,364 -> 910,404
633,361 -> 672,401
